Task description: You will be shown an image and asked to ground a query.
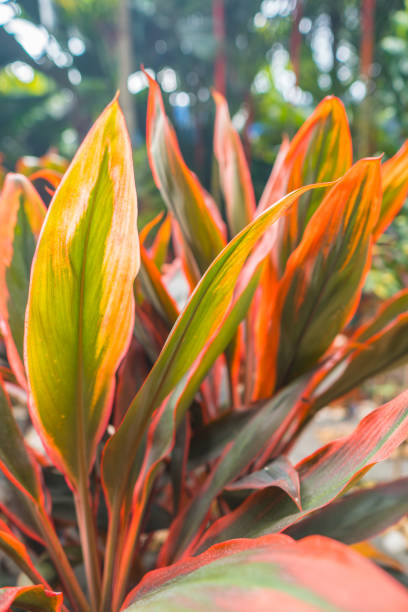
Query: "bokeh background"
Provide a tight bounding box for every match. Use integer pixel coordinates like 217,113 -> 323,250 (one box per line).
1,0 -> 408,301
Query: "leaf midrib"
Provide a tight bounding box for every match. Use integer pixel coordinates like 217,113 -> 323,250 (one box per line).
75,149 -> 110,480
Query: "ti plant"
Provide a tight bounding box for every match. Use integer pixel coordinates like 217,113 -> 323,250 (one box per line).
1,77 -> 408,612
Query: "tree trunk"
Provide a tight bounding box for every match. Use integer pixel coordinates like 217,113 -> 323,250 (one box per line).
117,0 -> 136,142
358,0 -> 376,157
290,0 -> 303,84
213,0 -> 226,95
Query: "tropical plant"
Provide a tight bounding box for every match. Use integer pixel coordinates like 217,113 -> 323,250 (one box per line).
1,76 -> 408,612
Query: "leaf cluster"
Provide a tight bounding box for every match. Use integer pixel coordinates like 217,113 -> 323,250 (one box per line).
0,78 -> 408,610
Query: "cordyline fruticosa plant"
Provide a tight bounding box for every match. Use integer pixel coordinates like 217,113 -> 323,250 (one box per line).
1,74 -> 408,612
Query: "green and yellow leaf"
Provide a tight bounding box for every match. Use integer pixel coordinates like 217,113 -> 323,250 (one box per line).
25,99 -> 139,487
145,74 -> 225,275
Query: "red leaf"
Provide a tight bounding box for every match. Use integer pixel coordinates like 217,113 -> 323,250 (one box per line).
195,389 -> 408,552
122,534 -> 408,612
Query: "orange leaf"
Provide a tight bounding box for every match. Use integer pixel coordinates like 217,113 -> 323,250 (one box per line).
145,73 -> 225,274
213,90 -> 255,236
255,157 -> 381,398
0,174 -> 46,388
374,140 -> 408,238
259,96 -> 352,275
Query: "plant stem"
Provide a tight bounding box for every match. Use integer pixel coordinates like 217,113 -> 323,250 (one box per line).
35,506 -> 90,612
112,505 -> 144,612
74,474 -> 101,611
99,502 -> 121,612
244,310 -> 255,405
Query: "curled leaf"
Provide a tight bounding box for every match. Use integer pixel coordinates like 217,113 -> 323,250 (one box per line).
0,585 -> 62,612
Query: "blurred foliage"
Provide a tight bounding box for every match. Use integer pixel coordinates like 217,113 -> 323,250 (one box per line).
0,0 -> 408,295
366,211 -> 408,299
1,1 -> 408,163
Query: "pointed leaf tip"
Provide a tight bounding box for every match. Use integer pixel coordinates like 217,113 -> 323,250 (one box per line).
145,73 -> 225,273
213,88 -> 255,236
25,99 -> 139,487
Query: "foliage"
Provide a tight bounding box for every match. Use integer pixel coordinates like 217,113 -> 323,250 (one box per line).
0,0 -> 268,163
2,1 -> 408,162
0,79 -> 408,611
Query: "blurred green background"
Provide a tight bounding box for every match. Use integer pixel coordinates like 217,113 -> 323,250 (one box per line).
1,0 -> 408,296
